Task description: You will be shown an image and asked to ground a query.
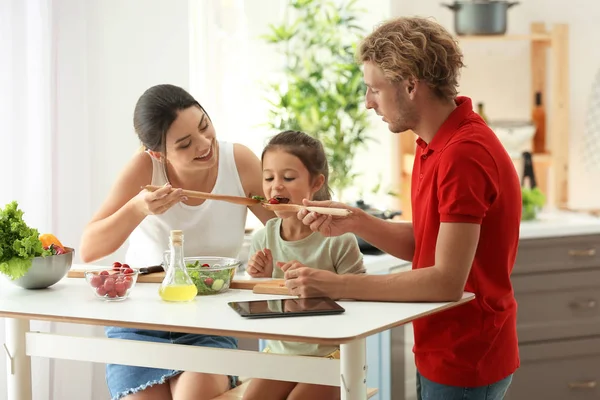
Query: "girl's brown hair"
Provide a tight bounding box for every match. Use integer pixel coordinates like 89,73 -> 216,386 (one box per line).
261,130 -> 331,201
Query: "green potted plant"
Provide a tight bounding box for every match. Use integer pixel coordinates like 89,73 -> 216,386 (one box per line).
261,0 -> 373,201
521,187 -> 546,221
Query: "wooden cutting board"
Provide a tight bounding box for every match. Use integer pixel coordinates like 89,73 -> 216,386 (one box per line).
252,280 -> 291,295
67,269 -> 166,283
67,268 -> 284,291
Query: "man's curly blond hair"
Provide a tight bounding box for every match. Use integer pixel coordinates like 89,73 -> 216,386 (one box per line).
357,17 -> 465,101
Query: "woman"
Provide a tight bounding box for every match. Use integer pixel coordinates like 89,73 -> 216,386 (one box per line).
80,84 -> 273,400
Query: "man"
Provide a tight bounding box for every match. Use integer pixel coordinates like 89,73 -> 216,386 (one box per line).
279,17 -> 521,400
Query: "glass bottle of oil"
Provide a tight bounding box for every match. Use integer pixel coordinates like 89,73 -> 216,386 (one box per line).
532,91 -> 546,153
159,230 -> 197,302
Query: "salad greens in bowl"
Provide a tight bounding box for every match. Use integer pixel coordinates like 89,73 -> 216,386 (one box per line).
1,201 -> 73,289
183,256 -> 240,295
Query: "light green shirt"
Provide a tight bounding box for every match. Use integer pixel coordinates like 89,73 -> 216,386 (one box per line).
249,218 -> 365,357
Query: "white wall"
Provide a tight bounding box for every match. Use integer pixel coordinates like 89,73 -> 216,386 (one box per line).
391,0 -> 600,210
54,0 -> 191,266
20,1 -> 190,399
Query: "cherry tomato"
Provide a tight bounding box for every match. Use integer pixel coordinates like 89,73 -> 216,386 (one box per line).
123,276 -> 133,289
96,286 -> 107,296
90,275 -> 103,288
114,281 -> 127,296
104,277 -> 115,291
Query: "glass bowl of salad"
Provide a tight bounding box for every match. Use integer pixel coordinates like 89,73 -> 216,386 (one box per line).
183,256 -> 241,295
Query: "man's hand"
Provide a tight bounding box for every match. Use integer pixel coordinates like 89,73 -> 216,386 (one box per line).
278,261 -> 344,299
296,199 -> 362,237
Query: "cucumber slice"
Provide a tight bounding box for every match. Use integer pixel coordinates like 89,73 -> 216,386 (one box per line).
211,279 -> 224,291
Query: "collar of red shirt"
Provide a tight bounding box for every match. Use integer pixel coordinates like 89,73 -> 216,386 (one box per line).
415,96 -> 473,154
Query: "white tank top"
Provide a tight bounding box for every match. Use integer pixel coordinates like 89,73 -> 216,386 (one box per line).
125,141 -> 248,267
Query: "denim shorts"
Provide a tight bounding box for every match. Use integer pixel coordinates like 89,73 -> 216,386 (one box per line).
417,371 -> 513,400
105,327 -> 238,400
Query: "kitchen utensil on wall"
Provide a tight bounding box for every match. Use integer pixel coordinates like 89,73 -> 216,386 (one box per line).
582,66 -> 600,172
441,0 -> 520,36
521,151 -> 537,189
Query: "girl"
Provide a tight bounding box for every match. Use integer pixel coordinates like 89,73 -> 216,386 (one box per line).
243,130 -> 365,400
79,84 -> 273,400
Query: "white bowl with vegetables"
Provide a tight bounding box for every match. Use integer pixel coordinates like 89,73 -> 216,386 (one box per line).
184,256 -> 240,295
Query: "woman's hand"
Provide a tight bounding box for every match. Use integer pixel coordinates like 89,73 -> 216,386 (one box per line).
134,184 -> 187,216
246,248 -> 273,277
297,199 -> 362,237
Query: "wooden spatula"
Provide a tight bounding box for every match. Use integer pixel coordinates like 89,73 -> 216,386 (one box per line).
144,185 -> 260,206
261,203 -> 352,217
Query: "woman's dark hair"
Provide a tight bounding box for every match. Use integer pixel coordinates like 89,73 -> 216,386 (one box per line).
261,130 -> 331,201
133,84 -> 210,156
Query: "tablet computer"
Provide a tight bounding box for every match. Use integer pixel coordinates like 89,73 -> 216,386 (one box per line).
228,297 -> 345,319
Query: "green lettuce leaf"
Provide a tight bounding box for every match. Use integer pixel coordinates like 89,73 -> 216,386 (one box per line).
0,257 -> 33,280
0,201 -> 50,280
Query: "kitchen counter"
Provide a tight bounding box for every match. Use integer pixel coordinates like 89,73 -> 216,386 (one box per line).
520,209 -> 600,239
359,210 -> 600,274
362,252 -> 410,274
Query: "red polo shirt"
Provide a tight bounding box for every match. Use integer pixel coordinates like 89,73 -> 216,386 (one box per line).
411,96 -> 521,387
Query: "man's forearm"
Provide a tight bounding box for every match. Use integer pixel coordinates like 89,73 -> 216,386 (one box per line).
352,213 -> 415,261
339,266 -> 464,302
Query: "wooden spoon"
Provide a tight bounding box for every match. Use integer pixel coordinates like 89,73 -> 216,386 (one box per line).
261,203 -> 352,217
144,185 -> 260,206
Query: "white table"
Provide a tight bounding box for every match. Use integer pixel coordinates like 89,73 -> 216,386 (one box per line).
0,277 -> 473,400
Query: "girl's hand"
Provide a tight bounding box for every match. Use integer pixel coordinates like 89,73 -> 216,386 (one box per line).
134,184 -> 187,216
246,248 -> 273,277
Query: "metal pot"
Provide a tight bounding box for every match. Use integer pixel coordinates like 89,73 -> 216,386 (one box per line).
441,0 -> 519,36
